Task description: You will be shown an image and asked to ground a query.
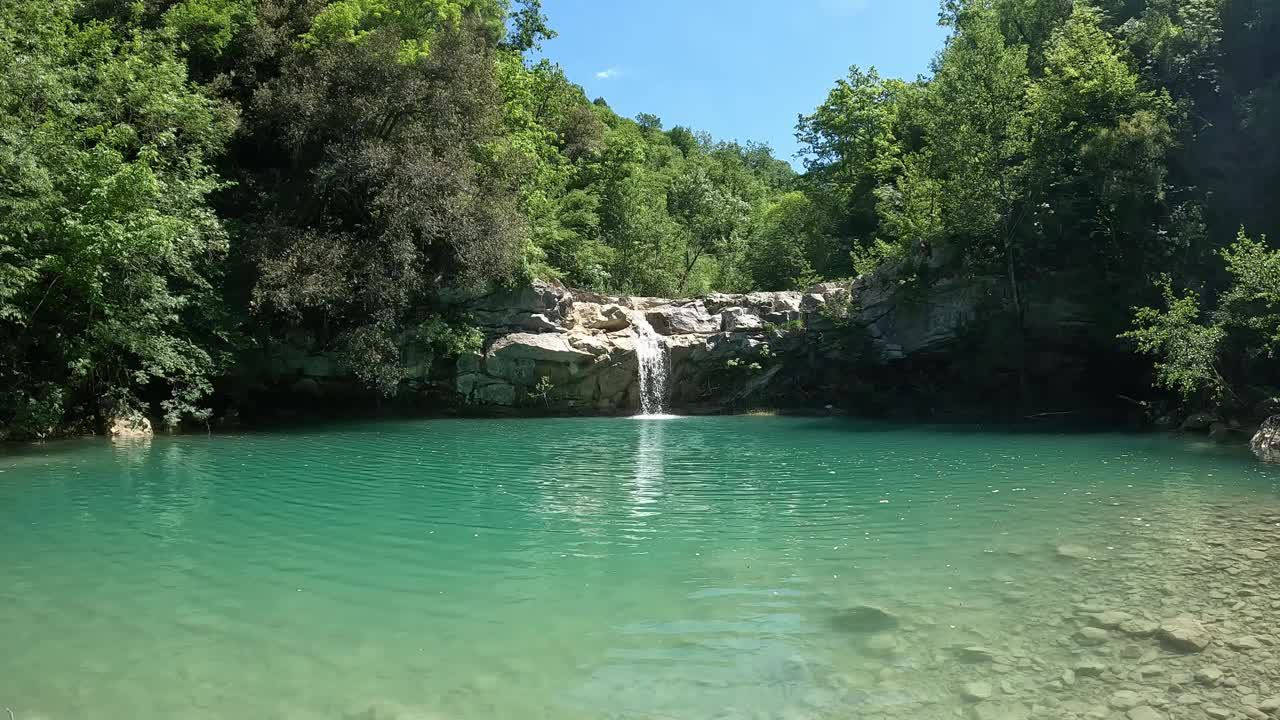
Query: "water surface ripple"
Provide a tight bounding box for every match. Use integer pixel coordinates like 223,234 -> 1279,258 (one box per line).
1,417 -> 1277,719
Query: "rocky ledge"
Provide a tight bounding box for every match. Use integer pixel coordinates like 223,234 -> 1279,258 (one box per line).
450,280 -> 838,413
446,275 -> 1006,414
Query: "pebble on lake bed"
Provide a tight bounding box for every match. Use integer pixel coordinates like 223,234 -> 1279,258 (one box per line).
1157,616 -> 1213,652
962,680 -> 994,702
810,506 -> 1280,720
1056,544 -> 1092,560
1074,626 -> 1110,646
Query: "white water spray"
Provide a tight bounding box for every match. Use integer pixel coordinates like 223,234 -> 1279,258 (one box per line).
630,311 -> 672,416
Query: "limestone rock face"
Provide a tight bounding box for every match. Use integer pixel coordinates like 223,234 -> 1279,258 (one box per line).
463,280 -> 573,331
1251,415 -> 1280,463
721,307 -> 764,332
858,276 -> 992,358
443,281 -> 855,413
645,302 -> 721,335
279,268 -> 1098,414
437,273 -> 1088,413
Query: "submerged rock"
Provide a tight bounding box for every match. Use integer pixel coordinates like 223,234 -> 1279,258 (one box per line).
961,681 -> 994,702
1195,666 -> 1224,686
1228,635 -> 1264,650
955,646 -> 1000,663
1157,617 -> 1212,653
829,605 -> 900,634
863,633 -> 900,657
1074,627 -> 1110,646
1118,617 -> 1160,637
1056,544 -> 1092,560
1109,690 -> 1144,710
968,700 -> 1029,720
1083,610 -> 1131,629
1074,658 -> 1108,677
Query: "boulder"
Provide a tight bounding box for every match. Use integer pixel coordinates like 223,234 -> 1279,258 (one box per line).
571,302 -> 631,332
1074,658 -> 1108,677
566,334 -> 614,357
1227,635 -> 1263,651
646,302 -> 720,335
1195,667 -> 1224,686
108,413 -> 153,439
1251,415 -> 1280,463
1157,617 -> 1212,653
962,681 -> 994,702
1074,627 -> 1110,646
721,307 -> 764,332
1109,690 -> 1144,710
486,333 -> 597,365
1181,412 -> 1219,431
1118,618 -> 1160,637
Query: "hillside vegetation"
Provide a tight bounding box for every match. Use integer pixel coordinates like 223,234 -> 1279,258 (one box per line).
1,0 -> 1277,437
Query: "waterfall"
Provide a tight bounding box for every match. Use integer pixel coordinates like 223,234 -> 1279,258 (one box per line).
630,311 -> 671,416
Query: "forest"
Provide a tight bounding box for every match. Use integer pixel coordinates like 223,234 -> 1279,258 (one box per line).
1,0 -> 1277,438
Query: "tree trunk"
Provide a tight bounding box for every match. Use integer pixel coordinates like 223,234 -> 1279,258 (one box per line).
678,248 -> 703,294
1005,237 -> 1032,412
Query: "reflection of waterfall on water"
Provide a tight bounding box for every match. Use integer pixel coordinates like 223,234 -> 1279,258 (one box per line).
630,312 -> 672,416
629,419 -> 664,516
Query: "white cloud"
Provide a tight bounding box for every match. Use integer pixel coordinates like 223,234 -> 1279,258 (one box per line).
817,0 -> 868,16
594,68 -> 621,80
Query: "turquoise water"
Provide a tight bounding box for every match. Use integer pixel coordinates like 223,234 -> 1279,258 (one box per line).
1,417 -> 1278,720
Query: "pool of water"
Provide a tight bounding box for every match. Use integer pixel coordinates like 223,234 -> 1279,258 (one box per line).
1,417 -> 1278,720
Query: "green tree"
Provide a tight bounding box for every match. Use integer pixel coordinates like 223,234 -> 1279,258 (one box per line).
747,192 -> 824,290
0,0 -> 236,437
667,161 -> 753,293
240,23 -> 522,395
1124,231 -> 1280,405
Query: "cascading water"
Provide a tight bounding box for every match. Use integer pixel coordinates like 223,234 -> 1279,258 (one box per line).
630,311 -> 672,416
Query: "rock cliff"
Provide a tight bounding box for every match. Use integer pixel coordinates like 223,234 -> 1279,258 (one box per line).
458,285 -> 783,413
446,275 -> 1015,414
262,271 -> 1101,417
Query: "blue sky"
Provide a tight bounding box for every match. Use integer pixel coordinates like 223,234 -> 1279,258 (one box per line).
535,1 -> 950,167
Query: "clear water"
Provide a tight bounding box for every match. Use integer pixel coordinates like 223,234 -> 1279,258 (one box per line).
1,417 -> 1278,720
